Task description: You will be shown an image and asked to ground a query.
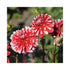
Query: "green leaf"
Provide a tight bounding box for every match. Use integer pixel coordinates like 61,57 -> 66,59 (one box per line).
7,14 -> 10,20
8,7 -> 17,10
11,56 -> 17,63
13,13 -> 21,18
35,58 -> 42,63
49,52 -> 53,60
16,57 -> 18,63
8,21 -> 12,26
7,40 -> 10,44
7,32 -> 11,36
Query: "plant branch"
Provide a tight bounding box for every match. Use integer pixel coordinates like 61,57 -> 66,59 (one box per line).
22,53 -> 25,63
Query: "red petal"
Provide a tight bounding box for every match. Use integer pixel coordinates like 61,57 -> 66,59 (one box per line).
45,15 -> 51,21
40,14 -> 43,17
7,51 -> 10,56
46,25 -> 54,33
39,30 -> 43,38
7,44 -> 10,49
7,57 -> 10,63
47,22 -> 54,27
47,19 -> 54,22
43,14 -> 47,18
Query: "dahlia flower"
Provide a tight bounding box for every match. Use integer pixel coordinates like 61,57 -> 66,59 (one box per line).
52,19 -> 63,37
54,37 -> 61,46
32,14 -> 54,38
7,44 -> 10,63
10,27 -> 39,54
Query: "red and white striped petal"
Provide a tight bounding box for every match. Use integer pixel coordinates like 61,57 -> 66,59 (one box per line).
32,14 -> 54,38
10,27 -> 39,54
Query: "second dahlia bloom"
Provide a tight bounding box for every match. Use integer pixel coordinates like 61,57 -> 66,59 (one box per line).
7,44 -> 10,63
10,27 -> 39,54
54,37 -> 62,46
32,14 -> 54,38
52,19 -> 63,37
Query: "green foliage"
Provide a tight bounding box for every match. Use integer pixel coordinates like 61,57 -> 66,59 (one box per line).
35,57 -> 42,63
10,56 -> 17,63
49,52 -> 53,60
8,7 -> 17,10
38,34 -> 54,51
13,13 -> 21,18
15,56 -> 18,63
7,7 -> 21,20
59,37 -> 63,44
38,33 -> 63,63
25,59 -> 28,63
30,7 -> 63,19
7,31 -> 11,36
7,22 -> 13,38
7,21 -> 12,32
47,52 -> 53,63
8,21 -> 12,26
47,45 -> 63,63
7,40 -> 10,44
7,14 -> 11,20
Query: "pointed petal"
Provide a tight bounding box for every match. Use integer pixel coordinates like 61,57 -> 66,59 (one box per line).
46,25 -> 54,33
39,30 -> 43,38
7,51 -> 10,56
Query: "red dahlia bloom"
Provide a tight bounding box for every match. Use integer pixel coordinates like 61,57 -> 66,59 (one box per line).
10,27 -> 39,54
61,26 -> 63,36
7,44 -> 10,63
52,19 -> 63,37
32,14 -> 54,38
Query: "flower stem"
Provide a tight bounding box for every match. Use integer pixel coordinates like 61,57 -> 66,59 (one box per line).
33,51 -> 35,58
42,38 -> 45,63
53,45 -> 56,63
22,53 -> 25,63
16,55 -> 19,63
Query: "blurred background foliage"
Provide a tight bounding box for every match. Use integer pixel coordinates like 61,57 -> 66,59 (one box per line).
7,7 -> 21,20
7,7 -> 63,21
7,7 -> 63,63
29,7 -> 63,19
